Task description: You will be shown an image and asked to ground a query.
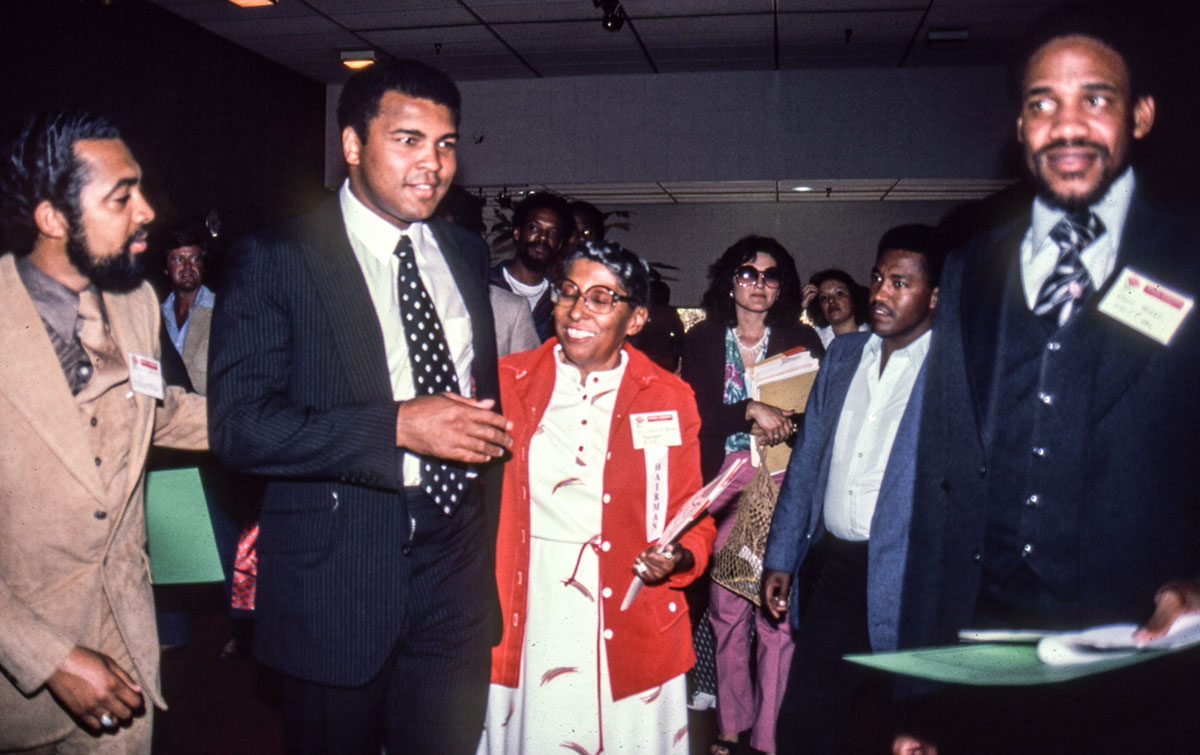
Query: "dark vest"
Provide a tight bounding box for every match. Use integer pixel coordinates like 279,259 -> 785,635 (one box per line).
976,257 -> 1093,628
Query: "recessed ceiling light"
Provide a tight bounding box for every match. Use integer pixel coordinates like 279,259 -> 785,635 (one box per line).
228,0 -> 276,7
341,50 -> 377,69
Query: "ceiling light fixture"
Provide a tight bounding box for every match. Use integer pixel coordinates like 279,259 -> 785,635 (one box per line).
340,50 -> 377,69
593,0 -> 626,32
228,0 -> 276,7
927,28 -> 968,50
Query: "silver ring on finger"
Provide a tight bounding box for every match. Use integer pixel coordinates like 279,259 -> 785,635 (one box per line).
99,713 -> 116,728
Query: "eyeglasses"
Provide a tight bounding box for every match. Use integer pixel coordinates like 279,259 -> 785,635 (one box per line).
551,279 -> 635,314
733,265 -> 782,289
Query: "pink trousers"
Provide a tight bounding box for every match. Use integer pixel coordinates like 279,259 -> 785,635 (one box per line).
707,451 -> 794,754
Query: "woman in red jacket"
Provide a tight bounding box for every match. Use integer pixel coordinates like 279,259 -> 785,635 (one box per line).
480,242 -> 715,755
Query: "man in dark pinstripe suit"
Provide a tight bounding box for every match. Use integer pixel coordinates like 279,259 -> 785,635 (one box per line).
208,60 -> 511,755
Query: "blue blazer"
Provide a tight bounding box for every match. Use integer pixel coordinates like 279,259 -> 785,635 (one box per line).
763,330 -> 927,652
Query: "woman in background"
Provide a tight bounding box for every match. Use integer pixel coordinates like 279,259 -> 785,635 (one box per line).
802,268 -> 869,349
481,241 -> 715,755
680,236 -> 822,755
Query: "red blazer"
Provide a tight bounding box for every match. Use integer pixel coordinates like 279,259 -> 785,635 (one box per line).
491,340 -> 715,700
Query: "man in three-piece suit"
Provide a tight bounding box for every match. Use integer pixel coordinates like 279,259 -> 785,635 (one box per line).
208,61 -> 512,754
762,225 -> 943,755
896,9 -> 1200,752
0,111 -> 207,753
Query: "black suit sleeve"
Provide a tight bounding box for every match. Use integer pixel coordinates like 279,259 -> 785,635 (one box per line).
207,232 -> 401,489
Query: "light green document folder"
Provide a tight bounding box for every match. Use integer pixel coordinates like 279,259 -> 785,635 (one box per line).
145,467 -> 224,584
844,643 -> 1169,686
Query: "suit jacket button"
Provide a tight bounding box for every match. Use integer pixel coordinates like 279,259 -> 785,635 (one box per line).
977,464 -> 986,477
94,510 -> 107,520
971,550 -> 981,563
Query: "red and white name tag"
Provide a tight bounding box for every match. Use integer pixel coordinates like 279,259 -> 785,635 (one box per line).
1097,267 -> 1194,345
128,353 -> 164,399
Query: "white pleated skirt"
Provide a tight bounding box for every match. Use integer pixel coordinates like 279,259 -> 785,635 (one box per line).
478,535 -> 689,755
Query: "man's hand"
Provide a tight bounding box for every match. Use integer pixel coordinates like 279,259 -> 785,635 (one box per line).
746,400 -> 796,446
46,646 -> 143,732
395,393 -> 513,464
1133,578 -> 1200,642
762,568 -> 792,620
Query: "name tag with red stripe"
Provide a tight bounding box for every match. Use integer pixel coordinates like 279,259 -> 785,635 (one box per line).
1098,267 -> 1194,345
128,353 -> 164,399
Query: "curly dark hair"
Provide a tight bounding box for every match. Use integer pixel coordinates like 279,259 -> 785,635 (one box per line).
512,191 -> 572,234
1,110 -> 120,256
806,268 -> 868,328
700,235 -> 801,327
337,58 -> 461,143
560,240 -> 651,308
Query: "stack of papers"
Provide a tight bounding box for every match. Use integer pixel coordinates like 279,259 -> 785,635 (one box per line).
747,346 -> 820,388
845,614 -> 1200,686
746,346 -> 820,474
1036,613 -> 1200,665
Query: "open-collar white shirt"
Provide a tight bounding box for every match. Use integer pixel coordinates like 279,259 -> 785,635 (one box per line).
823,330 -> 931,541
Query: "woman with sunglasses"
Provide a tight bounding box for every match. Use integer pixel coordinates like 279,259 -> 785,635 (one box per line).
480,241 -> 716,754
681,235 -> 823,755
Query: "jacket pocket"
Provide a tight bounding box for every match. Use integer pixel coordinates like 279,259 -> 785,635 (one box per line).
258,487 -> 341,565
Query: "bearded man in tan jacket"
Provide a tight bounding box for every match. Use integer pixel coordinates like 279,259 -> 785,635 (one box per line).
0,111 -> 207,754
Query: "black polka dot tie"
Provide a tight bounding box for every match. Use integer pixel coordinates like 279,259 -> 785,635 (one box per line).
394,235 -> 467,513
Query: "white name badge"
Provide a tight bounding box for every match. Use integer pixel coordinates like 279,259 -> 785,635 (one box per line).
1097,267 -> 1195,345
629,410 -> 682,450
128,353 -> 164,399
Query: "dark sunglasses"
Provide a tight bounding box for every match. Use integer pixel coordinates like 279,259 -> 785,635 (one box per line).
733,265 -> 782,288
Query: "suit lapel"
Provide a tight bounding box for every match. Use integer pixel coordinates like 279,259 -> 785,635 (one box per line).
962,218 -> 1025,442
1073,191 -> 1185,421
296,198 -> 393,404
814,336 -> 870,472
428,218 -> 499,404
0,255 -> 107,502
102,286 -> 158,510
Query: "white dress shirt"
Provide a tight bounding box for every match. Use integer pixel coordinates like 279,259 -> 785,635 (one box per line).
339,180 -> 474,486
822,330 -> 931,541
1019,167 -> 1135,309
162,284 -> 215,356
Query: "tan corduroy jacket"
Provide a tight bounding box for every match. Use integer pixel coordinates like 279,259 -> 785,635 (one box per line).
0,253 -> 207,749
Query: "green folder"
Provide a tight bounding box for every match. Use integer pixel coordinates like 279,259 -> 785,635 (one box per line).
145,467 -> 224,584
845,643 -> 1169,686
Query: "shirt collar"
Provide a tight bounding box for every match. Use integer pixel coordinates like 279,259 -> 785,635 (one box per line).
15,254 -> 85,342
864,328 -> 933,366
164,284 -> 215,311
339,179 -> 427,262
1030,167 -> 1135,253
553,342 -> 629,388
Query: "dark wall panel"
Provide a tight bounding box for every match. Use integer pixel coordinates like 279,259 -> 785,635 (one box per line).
2,0 -> 329,252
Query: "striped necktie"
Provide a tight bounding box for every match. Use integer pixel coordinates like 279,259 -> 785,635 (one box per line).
1033,210 -> 1104,326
